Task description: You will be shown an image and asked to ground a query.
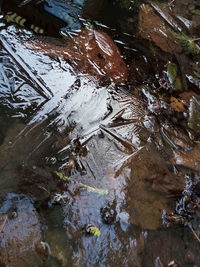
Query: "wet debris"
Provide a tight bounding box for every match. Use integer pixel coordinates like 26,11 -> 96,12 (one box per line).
163,176 -> 200,243
60,157 -> 75,169
0,42 -> 48,118
170,96 -> 186,113
35,241 -> 51,262
50,191 -> 72,205
1,0 -> 200,265
167,261 -> 179,267
71,137 -> 88,158
166,62 -> 182,91
138,4 -> 182,54
100,201 -> 117,224
0,35 -> 53,99
0,193 -> 43,266
172,32 -> 200,55
188,96 -> 200,135
162,211 -> 187,226
54,171 -> 108,195
85,224 -> 100,237
0,213 -> 8,233
45,156 -> 57,166
23,27 -> 128,83
184,249 -> 196,264
173,144 -> 200,172
160,125 -> 192,151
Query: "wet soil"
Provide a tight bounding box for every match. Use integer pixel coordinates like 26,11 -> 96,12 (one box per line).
0,0 -> 200,266
0,193 -> 43,267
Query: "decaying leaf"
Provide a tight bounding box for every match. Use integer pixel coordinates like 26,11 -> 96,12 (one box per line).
85,225 -> 100,237
138,4 -> 182,54
170,96 -> 186,112
167,62 -> 182,90
54,172 -> 108,195
190,9 -> 200,16
81,184 -> 108,195
188,97 -> 200,134
23,28 -> 128,83
167,62 -> 177,83
54,171 -> 71,182
173,144 -> 200,172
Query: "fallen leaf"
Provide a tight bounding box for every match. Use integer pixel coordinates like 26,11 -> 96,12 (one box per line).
170,96 -> 186,112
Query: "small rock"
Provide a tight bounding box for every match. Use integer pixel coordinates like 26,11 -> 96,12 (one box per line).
100,202 -> 117,224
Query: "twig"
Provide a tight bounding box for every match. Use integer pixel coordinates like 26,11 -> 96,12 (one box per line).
18,0 -> 41,7
0,214 -> 8,233
18,0 -> 33,7
37,185 -> 50,195
188,224 -> 200,244
99,124 -> 138,152
168,0 -> 175,7
0,35 -> 53,100
191,37 -> 200,42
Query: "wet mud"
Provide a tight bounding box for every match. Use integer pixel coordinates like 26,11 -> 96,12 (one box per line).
0,0 -> 200,266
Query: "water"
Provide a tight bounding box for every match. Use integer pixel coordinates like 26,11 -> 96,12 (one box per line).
0,1 -> 200,266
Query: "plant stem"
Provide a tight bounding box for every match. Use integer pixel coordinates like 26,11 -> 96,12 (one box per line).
191,37 -> 200,42
188,224 -> 200,244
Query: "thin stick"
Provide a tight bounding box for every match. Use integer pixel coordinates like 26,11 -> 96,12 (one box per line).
191,37 -> 200,42
188,224 -> 200,244
37,185 -> 50,195
0,214 -> 8,233
168,0 -> 175,7
18,0 -> 34,7
0,35 -> 53,100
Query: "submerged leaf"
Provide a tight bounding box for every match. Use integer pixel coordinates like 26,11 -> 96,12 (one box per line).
81,184 -> 108,195
188,97 -> 200,134
86,225 -> 100,237
190,9 -> 200,16
192,65 -> 200,81
167,62 -> 177,84
54,171 -> 72,182
194,70 -> 200,80
161,127 -> 180,150
173,77 -> 182,91
167,62 -> 182,90
170,96 -> 186,112
54,172 -> 108,195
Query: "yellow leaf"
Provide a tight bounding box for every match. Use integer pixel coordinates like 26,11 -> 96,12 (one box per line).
86,225 -> 100,237
170,96 -> 186,112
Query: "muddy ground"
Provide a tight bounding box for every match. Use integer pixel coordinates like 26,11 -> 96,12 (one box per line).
0,0 -> 200,266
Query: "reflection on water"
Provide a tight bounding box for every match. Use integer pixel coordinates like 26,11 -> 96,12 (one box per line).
0,6 -> 200,267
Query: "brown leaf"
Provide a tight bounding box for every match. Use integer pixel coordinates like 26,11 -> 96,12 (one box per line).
170,96 -> 186,112
138,4 -> 182,54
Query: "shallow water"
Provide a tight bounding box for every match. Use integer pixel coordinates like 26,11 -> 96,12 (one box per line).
0,1 -> 200,266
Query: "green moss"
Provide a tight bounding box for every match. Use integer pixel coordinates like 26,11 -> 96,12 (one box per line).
190,9 -> 200,16
192,65 -> 200,81
167,62 -> 177,83
194,70 -> 200,80
173,77 -> 182,91
167,62 -> 183,90
172,32 -> 200,55
188,97 -> 200,135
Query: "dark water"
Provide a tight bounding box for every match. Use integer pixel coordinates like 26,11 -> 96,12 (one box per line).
0,1 -> 200,267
